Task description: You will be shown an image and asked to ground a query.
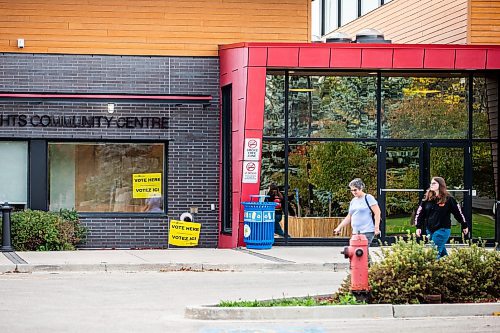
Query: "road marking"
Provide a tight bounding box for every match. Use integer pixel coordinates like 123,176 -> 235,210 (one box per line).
200,327 -> 326,333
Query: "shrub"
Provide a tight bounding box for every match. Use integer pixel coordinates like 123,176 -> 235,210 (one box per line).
334,236 -> 500,304
369,236 -> 442,304
437,241 -> 500,303
1,209 -> 87,251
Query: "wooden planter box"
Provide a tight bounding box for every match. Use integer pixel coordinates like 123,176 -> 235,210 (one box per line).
281,217 -> 352,238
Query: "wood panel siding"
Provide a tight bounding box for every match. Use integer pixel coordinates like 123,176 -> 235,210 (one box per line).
327,0 -> 468,45
0,0 -> 311,56
469,0 -> 500,45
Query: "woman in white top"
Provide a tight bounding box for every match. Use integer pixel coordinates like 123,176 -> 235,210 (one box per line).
334,178 -> 381,246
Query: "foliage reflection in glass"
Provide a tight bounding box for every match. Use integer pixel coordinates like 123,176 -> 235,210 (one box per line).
472,142 -> 496,239
382,76 -> 468,139
288,141 -> 377,217
265,74 -> 377,139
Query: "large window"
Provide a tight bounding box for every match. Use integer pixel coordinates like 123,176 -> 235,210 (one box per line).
361,0 -> 379,15
289,74 -> 377,138
473,76 -> 498,140
320,0 -> 392,35
287,141 -> 377,218
0,141 -> 28,209
263,71 -> 379,240
323,0 -> 339,33
49,142 -> 165,213
264,73 -> 285,137
265,73 -> 377,139
340,0 -> 358,26
382,74 -> 468,139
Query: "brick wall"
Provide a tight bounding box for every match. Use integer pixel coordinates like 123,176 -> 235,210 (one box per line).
0,53 -> 220,248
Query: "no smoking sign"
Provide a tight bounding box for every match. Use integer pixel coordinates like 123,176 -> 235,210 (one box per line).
244,138 -> 260,161
242,161 -> 259,183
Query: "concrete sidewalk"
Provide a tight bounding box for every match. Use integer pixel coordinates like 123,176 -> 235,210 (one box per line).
0,246 -> 360,273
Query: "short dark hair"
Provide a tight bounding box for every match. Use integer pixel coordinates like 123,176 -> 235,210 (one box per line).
269,183 -> 279,191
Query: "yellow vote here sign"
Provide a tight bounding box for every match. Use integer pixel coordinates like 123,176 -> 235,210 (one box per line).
132,173 -> 162,198
168,220 -> 201,247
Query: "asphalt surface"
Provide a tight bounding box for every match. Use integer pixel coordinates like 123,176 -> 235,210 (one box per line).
1,246 -> 499,329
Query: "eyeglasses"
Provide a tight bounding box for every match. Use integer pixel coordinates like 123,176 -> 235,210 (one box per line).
350,188 -> 359,192
430,182 -> 438,185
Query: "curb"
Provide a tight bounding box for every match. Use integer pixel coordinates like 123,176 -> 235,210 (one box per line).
0,264 -> 17,273
1,262 -> 349,273
393,303 -> 500,318
185,302 -> 500,321
185,304 -> 393,320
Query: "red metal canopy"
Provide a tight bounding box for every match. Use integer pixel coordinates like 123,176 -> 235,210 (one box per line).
219,42 -> 500,71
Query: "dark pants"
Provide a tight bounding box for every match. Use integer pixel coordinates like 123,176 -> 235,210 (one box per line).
274,212 -> 287,237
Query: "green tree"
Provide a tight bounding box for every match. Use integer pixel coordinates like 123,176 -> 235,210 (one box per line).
307,141 -> 377,211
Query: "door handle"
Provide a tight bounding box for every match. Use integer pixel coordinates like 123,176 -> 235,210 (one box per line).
380,189 -> 425,192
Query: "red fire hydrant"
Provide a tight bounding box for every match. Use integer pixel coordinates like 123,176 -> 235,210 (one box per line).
341,233 -> 370,301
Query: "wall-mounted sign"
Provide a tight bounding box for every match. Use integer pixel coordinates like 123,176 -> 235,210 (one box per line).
242,161 -> 259,183
168,220 -> 201,247
0,114 -> 168,129
132,173 -> 162,198
244,138 -> 260,161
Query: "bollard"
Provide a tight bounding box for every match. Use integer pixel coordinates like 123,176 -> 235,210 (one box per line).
1,202 -> 14,252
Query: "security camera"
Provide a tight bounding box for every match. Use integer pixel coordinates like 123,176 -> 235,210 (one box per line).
180,212 -> 193,222
17,39 -> 25,48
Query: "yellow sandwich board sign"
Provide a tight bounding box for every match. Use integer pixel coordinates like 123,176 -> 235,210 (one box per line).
132,173 -> 162,198
168,220 -> 201,247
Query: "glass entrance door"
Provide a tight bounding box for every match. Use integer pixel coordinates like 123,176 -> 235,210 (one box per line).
380,143 -> 471,239
380,144 -> 424,237
429,144 -> 470,237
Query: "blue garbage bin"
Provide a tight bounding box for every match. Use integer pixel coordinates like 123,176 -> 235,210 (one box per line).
241,195 -> 276,250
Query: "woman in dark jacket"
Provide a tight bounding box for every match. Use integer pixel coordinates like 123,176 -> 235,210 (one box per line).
414,176 -> 469,258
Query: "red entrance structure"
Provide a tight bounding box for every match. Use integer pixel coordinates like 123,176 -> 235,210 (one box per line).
218,42 -> 500,248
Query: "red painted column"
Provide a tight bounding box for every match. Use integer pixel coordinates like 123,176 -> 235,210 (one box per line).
217,46 -> 267,248
237,66 -> 267,246
218,47 -> 249,248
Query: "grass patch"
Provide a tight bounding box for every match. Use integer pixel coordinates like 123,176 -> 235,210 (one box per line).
219,293 -> 363,307
386,213 -> 494,239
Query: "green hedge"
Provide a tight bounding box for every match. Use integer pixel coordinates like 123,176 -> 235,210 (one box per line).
0,209 -> 87,251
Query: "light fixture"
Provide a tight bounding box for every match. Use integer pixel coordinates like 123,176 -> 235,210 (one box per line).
107,103 -> 115,114
289,88 -> 316,92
